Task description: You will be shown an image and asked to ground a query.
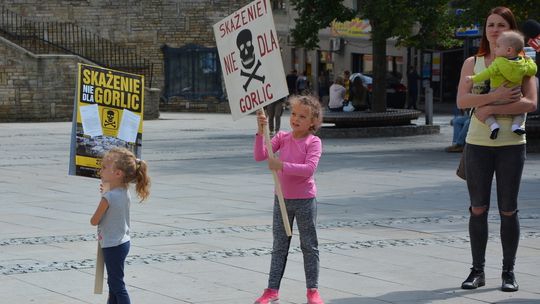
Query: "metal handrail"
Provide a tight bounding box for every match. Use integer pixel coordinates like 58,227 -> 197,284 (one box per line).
0,6 -> 153,87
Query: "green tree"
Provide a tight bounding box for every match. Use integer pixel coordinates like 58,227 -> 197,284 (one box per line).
450,1 -> 539,85
290,0 -> 459,112
451,1 -> 539,26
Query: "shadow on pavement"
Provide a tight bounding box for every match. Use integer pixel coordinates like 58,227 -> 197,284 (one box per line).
327,287 -> 539,304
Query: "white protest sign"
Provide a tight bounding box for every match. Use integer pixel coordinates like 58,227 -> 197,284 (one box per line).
213,0 -> 288,121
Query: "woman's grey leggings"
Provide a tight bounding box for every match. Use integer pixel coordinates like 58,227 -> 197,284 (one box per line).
268,197 -> 320,289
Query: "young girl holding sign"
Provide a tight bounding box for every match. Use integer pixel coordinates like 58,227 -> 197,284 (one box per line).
91,147 -> 150,304
253,95 -> 324,304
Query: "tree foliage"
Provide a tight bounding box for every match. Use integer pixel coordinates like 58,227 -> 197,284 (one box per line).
290,0 -> 538,112
452,0 -> 539,27
291,0 -> 458,51
290,0 -> 457,111
289,0 -> 356,49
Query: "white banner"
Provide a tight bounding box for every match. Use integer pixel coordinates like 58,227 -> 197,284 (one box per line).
213,0 -> 288,120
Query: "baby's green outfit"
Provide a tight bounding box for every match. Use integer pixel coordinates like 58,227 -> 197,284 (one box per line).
471,56 -> 537,139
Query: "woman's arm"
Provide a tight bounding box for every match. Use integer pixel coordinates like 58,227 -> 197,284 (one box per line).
456,57 -> 521,110
474,76 -> 538,122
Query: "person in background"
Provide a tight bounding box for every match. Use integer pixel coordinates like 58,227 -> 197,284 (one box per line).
318,70 -> 329,99
286,69 -> 298,95
348,75 -> 369,111
445,109 -> 471,153
327,76 -> 346,112
343,70 -> 351,102
264,98 -> 285,137
407,65 -> 420,109
296,71 -> 309,95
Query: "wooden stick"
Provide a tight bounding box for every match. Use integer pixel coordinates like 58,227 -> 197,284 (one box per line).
94,242 -> 104,294
259,109 -> 292,237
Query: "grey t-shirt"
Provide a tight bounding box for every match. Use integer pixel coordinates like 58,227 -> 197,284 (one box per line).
98,187 -> 131,248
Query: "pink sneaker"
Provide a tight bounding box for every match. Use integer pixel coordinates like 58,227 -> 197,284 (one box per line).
254,288 -> 279,304
307,288 -> 324,304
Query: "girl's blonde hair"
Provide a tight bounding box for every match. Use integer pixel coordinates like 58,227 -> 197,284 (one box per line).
104,147 -> 150,202
289,95 -> 323,133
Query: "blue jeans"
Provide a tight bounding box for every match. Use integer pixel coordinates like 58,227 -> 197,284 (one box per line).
452,115 -> 470,146
103,241 -> 131,304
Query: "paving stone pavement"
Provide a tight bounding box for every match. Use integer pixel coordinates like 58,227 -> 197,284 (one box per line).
0,112 -> 539,304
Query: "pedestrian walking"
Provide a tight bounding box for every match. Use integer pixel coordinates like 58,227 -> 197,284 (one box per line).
407,66 -> 419,109
286,69 -> 298,95
264,98 -> 285,136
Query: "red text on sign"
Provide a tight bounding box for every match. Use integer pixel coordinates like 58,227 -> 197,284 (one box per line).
223,51 -> 238,75
218,0 -> 268,38
257,29 -> 278,58
239,83 -> 273,113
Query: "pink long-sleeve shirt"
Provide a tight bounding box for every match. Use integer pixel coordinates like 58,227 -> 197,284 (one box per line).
254,131 -> 322,199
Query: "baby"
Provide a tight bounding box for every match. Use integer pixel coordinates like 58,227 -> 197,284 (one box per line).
466,30 -> 537,139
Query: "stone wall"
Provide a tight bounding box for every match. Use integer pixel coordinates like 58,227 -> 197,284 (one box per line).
0,37 -> 159,121
3,1 -> 248,107
0,38 -> 78,121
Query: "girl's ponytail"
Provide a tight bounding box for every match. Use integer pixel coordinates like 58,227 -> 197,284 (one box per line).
135,159 -> 150,202
105,147 -> 151,202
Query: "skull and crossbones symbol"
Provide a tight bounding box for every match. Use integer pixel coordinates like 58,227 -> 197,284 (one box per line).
103,110 -> 117,128
237,29 -> 265,92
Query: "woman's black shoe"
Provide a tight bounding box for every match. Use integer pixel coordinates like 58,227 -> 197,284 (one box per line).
501,270 -> 519,292
461,268 -> 485,289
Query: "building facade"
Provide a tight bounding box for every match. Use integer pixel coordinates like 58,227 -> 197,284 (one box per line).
1,0 -> 471,121
0,0 -> 249,120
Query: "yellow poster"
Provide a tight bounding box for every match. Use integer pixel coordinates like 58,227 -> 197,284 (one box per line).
69,63 -> 144,178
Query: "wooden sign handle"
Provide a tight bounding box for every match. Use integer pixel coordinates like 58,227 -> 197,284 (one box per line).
259,109 -> 292,237
94,242 -> 104,294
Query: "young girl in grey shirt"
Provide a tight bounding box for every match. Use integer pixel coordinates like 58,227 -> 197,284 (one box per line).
91,147 -> 150,304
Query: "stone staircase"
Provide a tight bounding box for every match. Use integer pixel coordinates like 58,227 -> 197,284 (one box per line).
0,6 -> 152,85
